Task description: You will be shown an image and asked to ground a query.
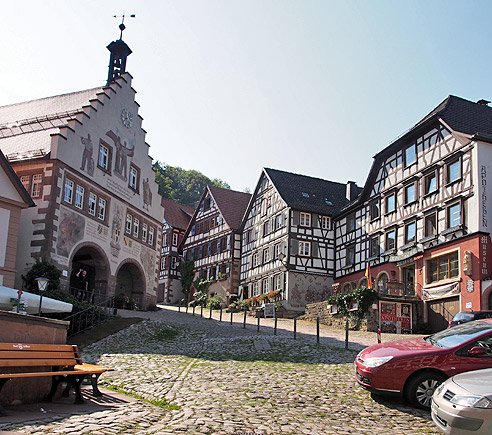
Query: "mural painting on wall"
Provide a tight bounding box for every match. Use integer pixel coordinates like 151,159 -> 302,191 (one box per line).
110,204 -> 123,257
80,134 -> 95,176
106,130 -> 135,181
290,274 -> 331,308
56,209 -> 85,257
143,178 -> 152,210
140,246 -> 156,296
380,301 -> 412,334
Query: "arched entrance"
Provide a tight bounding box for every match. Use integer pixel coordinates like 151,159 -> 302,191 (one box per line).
70,244 -> 109,303
115,261 -> 146,310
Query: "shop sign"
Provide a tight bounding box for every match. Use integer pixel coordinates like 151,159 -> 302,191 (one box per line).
380,301 -> 412,334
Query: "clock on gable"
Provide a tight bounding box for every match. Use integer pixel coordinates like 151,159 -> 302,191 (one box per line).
121,108 -> 133,128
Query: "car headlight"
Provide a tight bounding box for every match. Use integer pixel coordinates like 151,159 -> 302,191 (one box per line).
361,356 -> 393,367
450,395 -> 492,408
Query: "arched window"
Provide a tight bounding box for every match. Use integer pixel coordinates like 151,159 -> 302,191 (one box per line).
342,282 -> 352,293
358,277 -> 368,288
376,272 -> 389,294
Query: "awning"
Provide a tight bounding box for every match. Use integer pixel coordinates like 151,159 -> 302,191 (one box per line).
422,282 -> 460,300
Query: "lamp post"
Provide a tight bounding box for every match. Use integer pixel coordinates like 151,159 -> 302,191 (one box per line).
35,277 -> 49,316
277,253 -> 288,301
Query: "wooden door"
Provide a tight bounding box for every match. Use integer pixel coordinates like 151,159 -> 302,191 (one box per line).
428,296 -> 460,332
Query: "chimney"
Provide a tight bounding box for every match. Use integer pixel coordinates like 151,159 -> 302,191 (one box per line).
346,181 -> 358,201
477,99 -> 490,106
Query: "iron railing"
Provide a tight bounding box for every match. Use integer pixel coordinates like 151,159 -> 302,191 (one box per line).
63,296 -> 115,339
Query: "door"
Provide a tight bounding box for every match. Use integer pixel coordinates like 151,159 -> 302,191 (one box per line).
428,296 -> 460,332
402,265 -> 415,296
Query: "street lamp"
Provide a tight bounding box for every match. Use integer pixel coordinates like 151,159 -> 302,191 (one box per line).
35,277 -> 49,316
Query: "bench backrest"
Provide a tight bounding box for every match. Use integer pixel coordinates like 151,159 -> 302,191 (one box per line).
0,343 -> 80,370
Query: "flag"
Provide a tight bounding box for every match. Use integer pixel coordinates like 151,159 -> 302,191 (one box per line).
365,263 -> 372,289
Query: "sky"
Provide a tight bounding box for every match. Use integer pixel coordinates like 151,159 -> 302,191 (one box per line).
1,0 -> 492,193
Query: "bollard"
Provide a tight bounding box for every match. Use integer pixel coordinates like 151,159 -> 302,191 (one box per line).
377,328 -> 381,343
293,315 -> 297,339
243,310 -> 247,328
186,305 -> 188,314
257,315 -> 260,332
230,311 -> 233,325
192,305 -> 195,316
200,305 -> 203,317
274,312 -> 277,336
316,317 -> 320,344
178,302 -> 181,313
220,307 -> 223,322
209,308 -> 212,319
345,319 -> 349,350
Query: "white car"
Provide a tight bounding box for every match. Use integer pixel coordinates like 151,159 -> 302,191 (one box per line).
432,368 -> 492,434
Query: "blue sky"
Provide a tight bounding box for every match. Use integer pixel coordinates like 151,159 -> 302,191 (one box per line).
1,1 -> 491,193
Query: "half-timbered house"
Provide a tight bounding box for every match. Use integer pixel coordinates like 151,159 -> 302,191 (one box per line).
240,168 -> 359,312
159,197 -> 193,303
333,96 -> 492,331
0,31 -> 163,308
181,185 -> 251,305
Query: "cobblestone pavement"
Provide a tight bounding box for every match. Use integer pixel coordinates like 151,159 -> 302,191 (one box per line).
0,307 -> 440,435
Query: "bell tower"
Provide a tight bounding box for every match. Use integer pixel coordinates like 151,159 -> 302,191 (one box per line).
106,15 -> 134,86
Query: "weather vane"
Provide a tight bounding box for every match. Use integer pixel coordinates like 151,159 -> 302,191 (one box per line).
113,13 -> 136,39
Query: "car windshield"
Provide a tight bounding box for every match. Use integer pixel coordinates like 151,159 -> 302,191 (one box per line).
426,321 -> 492,348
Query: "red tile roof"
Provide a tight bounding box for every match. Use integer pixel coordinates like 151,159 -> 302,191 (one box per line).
208,185 -> 251,231
160,197 -> 194,231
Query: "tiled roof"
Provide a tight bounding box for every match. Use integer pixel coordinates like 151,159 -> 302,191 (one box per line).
0,88 -> 103,160
208,185 -> 251,231
161,197 -> 194,231
264,168 -> 356,216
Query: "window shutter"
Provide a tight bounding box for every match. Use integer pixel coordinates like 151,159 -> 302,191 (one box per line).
291,239 -> 298,256
312,214 -> 319,228
292,211 -> 299,226
312,241 -> 318,255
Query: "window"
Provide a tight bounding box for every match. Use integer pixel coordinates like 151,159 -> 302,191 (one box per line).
126,214 -> 132,234
427,252 -> 459,283
300,212 -> 311,227
422,128 -> 440,150
98,198 -> 106,221
385,193 -> 396,214
129,165 -> 139,190
405,221 -> 416,244
346,245 -> 355,266
149,228 -> 155,245
263,248 -> 270,264
274,243 -> 281,259
273,274 -> 282,291
447,158 -> 461,184
217,237 -> 221,253
448,202 -> 462,228
171,257 -> 177,270
163,233 -> 168,246
226,235 -> 231,250
160,256 -> 166,271
424,171 -> 438,195
75,185 -> 84,209
64,179 -> 74,203
347,214 -> 356,232
275,214 -> 283,230
404,183 -> 416,204
404,144 -> 417,167
88,193 -> 97,216
246,230 -> 254,243
172,233 -> 178,246
98,144 -> 110,170
263,220 -> 271,236
386,229 -> 396,251
370,202 -> 379,220
252,252 -> 259,267
370,235 -> 380,257
425,212 -> 437,237
261,199 -> 267,215
20,175 -> 30,192
299,241 -> 311,257
252,282 -> 260,297
262,278 -> 270,293
31,174 -> 42,198
142,223 -> 148,242
321,216 -> 330,229
133,218 -> 140,237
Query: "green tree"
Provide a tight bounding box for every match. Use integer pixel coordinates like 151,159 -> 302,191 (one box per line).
192,278 -> 212,306
21,258 -> 61,294
180,259 -> 195,302
153,161 -> 230,206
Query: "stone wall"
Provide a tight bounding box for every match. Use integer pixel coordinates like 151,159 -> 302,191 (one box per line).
302,300 -> 379,332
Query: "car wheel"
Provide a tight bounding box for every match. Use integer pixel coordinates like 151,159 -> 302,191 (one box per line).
405,372 -> 446,410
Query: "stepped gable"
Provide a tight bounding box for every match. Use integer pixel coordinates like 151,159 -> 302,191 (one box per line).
161,197 -> 194,231
208,185 -> 251,231
264,167 -> 357,216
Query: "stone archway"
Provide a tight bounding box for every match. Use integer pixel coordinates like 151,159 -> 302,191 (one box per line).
115,260 -> 146,310
69,243 -> 110,302
482,284 -> 492,310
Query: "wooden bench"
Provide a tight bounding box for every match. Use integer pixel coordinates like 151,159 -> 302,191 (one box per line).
0,343 -> 113,412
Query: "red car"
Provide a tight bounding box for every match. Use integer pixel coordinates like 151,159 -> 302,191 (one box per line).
355,319 -> 492,409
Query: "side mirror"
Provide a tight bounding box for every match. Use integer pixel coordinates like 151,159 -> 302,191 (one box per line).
468,346 -> 488,356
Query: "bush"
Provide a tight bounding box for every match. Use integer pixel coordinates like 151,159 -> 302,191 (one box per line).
207,295 -> 223,310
